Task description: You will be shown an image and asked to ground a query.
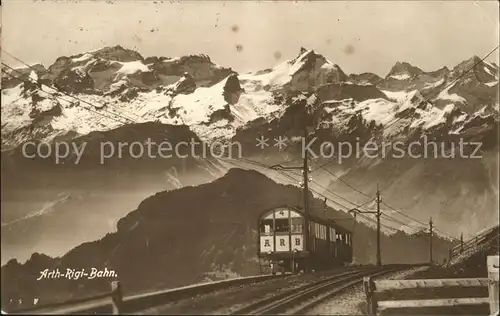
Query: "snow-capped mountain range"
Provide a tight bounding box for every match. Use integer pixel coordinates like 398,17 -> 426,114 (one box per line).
1,45 -> 498,149
1,46 -> 499,264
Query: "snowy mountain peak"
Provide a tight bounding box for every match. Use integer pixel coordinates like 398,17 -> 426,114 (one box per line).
3,46 -> 235,99
386,61 -> 424,80
85,45 -> 144,62
452,55 -> 498,79
291,47 -> 341,72
470,55 -> 482,64
240,47 -> 346,94
294,47 -> 316,61
425,55 -> 500,113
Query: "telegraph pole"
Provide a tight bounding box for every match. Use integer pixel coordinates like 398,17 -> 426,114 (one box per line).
376,184 -> 382,267
460,233 -> 464,253
429,217 -> 433,265
349,184 -> 382,267
303,129 -> 309,217
302,98 -> 311,255
269,96 -> 312,255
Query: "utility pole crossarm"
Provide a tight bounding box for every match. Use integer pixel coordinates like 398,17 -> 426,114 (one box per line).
347,185 -> 382,268
269,164 -> 303,170
376,185 -> 382,267
348,208 -> 378,215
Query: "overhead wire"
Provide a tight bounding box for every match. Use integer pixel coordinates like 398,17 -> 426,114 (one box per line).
279,169 -> 400,232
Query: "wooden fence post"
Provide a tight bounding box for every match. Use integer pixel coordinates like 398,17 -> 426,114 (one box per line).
487,256 -> 499,315
363,276 -> 377,315
111,281 -> 123,315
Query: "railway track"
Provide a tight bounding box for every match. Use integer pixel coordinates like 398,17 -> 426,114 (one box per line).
230,266 -> 406,315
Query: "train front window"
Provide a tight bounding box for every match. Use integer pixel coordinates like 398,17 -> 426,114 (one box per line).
291,224 -> 303,233
291,218 -> 303,233
275,218 -> 289,233
260,220 -> 273,234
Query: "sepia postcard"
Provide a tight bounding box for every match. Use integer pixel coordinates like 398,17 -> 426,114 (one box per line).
1,1 -> 499,315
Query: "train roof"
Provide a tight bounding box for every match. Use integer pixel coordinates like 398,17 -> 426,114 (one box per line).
259,205 -> 354,233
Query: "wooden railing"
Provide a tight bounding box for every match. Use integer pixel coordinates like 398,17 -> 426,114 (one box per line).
5,274 -> 284,314
450,226 -> 499,261
363,255 -> 499,315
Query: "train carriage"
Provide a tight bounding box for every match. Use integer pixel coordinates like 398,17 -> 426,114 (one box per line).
257,206 -> 353,274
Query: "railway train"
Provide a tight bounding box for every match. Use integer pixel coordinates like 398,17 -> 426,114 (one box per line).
257,205 -> 353,274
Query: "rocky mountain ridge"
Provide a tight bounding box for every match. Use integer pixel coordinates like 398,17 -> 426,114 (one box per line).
2,46 -> 498,151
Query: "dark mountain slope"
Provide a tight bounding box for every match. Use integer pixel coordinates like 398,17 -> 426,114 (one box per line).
1,168 -> 453,310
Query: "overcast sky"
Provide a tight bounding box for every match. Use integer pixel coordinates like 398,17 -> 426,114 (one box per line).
2,0 -> 499,77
